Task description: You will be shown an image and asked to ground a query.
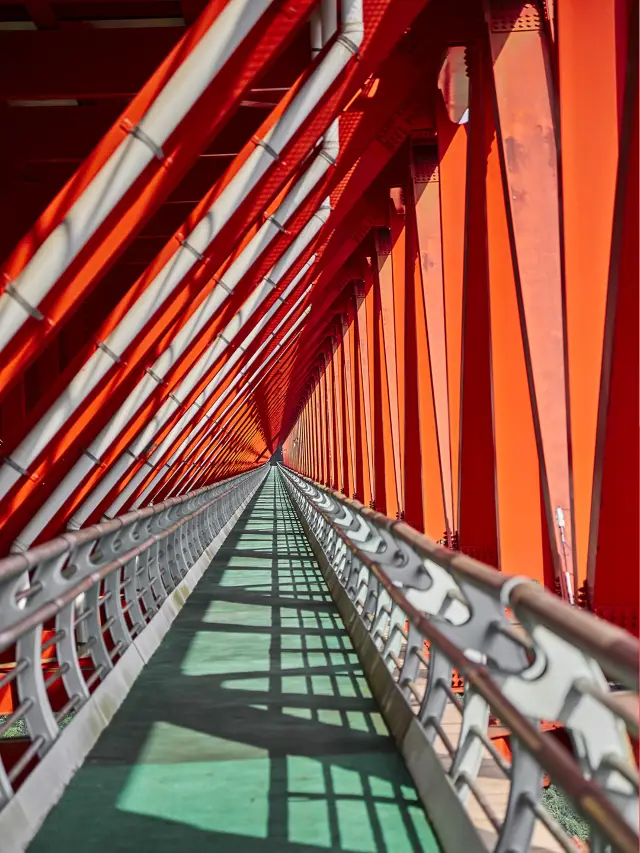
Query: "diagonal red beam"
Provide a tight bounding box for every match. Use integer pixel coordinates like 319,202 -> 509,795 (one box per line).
155,330 -> 305,497
0,0 -> 318,398
0,0 -> 437,551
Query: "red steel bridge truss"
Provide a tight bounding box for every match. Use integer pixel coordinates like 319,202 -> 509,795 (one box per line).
0,1 -> 637,850
0,0 -> 637,629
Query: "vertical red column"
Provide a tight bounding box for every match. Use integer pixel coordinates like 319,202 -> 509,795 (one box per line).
306,385 -> 314,480
354,283 -> 375,507
589,8 -> 638,632
300,405 -> 309,477
331,333 -> 346,494
343,308 -> 361,501
312,382 -> 324,483
325,348 -> 339,490
318,363 -> 330,486
557,0 -> 638,628
364,260 -> 386,513
483,31 -> 551,587
408,146 -> 448,541
456,45 -> 498,567
436,53 -> 468,540
402,167 -> 425,531
373,228 -> 402,518
486,0 -> 572,594
389,191 -> 407,517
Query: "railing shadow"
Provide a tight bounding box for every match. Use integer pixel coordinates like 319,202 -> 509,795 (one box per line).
28,471 -> 439,852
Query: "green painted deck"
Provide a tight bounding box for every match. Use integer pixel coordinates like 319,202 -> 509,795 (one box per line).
30,470 -> 441,852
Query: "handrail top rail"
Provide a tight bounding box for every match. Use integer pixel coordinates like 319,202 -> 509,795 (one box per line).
282,466 -> 639,690
280,465 -> 639,853
0,466 -> 268,653
0,467 -> 261,584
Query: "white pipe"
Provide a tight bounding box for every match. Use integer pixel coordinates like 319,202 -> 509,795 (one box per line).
321,0 -> 338,47
171,313 -> 308,496
0,0 -> 275,355
98,206 -> 326,520
134,290 -> 312,505
310,11 -> 323,57
11,451 -> 131,552
0,122 -> 338,502
311,0 -> 338,57
0,1 -> 349,497
61,201 -> 328,532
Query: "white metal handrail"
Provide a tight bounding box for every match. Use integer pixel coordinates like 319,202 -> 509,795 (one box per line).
280,464 -> 639,853
0,464 -> 267,817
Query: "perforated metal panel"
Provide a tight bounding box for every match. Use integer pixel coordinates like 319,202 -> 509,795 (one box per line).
375,227 -> 393,256
410,145 -> 439,184
488,0 -> 542,32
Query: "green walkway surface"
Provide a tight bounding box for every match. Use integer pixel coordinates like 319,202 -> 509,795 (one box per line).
31,470 -> 441,852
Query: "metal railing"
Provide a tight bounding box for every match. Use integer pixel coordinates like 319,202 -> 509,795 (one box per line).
280,465 -> 639,853
0,464 -> 267,813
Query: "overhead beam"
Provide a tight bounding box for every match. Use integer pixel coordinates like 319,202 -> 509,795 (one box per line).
181,0 -> 207,25
0,100 -> 266,164
0,24 -> 309,100
0,28 -> 184,99
23,0 -> 59,29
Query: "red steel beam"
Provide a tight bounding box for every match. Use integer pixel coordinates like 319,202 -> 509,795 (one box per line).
0,0 -> 437,552
455,43 -> 497,566
485,0 -> 572,596
0,0 -> 318,399
0,28 -> 185,99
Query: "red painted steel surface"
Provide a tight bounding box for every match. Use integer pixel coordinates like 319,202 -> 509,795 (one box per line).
0,0 -> 636,635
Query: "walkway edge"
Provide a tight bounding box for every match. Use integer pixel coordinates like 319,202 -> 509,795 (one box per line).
291,495 -> 486,853
0,477 -> 265,853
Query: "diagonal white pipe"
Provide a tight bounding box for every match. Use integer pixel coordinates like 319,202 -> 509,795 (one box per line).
134,291 -> 311,505
0,0 -> 361,498
94,207 -> 326,520
0,121 -> 338,503
165,327 -> 305,497
0,0 -> 276,354
10,199 -> 329,551
166,309 -> 309,498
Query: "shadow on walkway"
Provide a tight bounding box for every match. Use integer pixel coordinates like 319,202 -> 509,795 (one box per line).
30,471 -> 440,852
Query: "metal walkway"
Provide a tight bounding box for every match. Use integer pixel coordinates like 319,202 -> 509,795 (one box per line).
28,470 -> 440,852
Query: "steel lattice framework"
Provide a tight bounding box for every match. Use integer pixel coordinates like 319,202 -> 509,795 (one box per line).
0,0 -> 637,642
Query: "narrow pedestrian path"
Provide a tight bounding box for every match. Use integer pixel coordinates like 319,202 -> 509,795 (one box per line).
31,469 -> 441,852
